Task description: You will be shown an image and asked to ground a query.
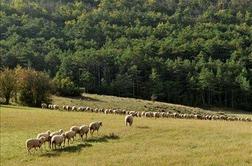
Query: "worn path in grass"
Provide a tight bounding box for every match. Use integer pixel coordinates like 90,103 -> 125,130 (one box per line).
0,105 -> 252,166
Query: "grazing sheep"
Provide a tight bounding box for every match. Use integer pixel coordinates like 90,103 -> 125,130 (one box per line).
89,121 -> 102,136
53,104 -> 59,110
50,129 -> 64,139
41,103 -> 47,109
49,129 -> 63,148
246,117 -> 252,122
79,125 -> 89,140
125,115 -> 133,126
78,107 -> 84,111
70,126 -> 80,134
145,112 -> 152,118
26,137 -> 46,153
72,106 -> 77,111
153,112 -> 160,118
51,133 -> 66,149
65,105 -> 71,111
64,130 -> 76,145
37,130 -> 51,148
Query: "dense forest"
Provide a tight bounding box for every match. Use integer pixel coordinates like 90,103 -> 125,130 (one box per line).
0,0 -> 252,110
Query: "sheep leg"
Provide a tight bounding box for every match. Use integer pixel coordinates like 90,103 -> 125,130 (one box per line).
27,148 -> 31,154
90,130 -> 93,137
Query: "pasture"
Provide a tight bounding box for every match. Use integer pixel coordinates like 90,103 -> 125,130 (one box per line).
1,105 -> 252,166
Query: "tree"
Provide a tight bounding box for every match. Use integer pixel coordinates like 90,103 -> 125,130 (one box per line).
0,68 -> 17,104
16,67 -> 52,106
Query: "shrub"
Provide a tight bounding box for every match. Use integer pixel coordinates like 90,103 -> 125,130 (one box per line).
0,68 -> 17,104
53,76 -> 80,97
16,67 -> 52,106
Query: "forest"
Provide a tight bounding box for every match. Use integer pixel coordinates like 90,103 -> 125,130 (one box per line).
0,0 -> 252,110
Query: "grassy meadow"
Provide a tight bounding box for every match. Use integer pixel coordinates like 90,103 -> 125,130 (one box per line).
53,94 -> 215,115
1,104 -> 252,166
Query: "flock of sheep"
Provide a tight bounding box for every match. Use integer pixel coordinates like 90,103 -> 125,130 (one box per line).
26,121 -> 104,154
27,102 -> 251,153
42,103 -> 252,122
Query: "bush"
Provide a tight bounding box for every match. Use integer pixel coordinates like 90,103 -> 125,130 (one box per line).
16,67 -> 52,106
0,68 -> 17,104
53,76 -> 80,97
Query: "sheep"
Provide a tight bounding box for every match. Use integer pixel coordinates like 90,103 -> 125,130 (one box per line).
246,117 -> 252,122
94,108 -> 99,113
72,106 -> 77,111
64,130 -> 76,145
70,126 -> 80,134
41,103 -> 47,109
51,133 -> 66,149
26,136 -> 46,153
79,125 -> 89,140
50,129 -> 64,137
50,129 -> 64,147
78,107 -> 84,111
47,104 -> 52,109
145,112 -> 151,118
153,112 -> 160,118
89,121 -> 102,136
37,130 -> 51,148
65,105 -> 71,111
125,115 -> 133,126
104,109 -> 109,114
53,104 -> 59,110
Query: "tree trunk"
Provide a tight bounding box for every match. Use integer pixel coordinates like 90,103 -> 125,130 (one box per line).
5,94 -> 10,104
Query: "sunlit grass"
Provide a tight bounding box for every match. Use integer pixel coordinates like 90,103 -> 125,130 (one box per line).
0,105 -> 252,166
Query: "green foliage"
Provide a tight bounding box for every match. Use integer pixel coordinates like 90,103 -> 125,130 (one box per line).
0,68 -> 17,104
15,67 -> 52,106
0,0 -> 252,110
53,75 -> 80,97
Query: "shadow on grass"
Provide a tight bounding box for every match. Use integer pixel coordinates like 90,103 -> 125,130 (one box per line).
136,126 -> 150,129
40,143 -> 92,157
86,133 -> 120,143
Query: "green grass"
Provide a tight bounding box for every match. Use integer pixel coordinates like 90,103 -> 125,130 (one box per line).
1,104 -> 252,166
53,94 -> 216,115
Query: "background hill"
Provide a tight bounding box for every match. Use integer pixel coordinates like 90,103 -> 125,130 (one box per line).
1,0 -> 252,110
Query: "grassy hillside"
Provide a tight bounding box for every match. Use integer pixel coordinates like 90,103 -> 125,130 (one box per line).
52,94 -> 252,117
53,94 -> 213,114
1,105 -> 252,166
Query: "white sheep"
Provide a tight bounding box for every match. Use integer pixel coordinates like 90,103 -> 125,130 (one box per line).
89,121 -> 102,136
64,130 -> 76,145
51,133 -> 66,149
50,129 -> 63,137
70,126 -> 80,134
125,115 -> 133,126
79,125 -> 89,140
53,104 -> 59,110
37,130 -> 51,148
26,136 -> 46,153
72,106 -> 77,111
41,103 -> 47,109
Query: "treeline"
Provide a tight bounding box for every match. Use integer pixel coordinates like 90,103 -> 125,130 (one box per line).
0,0 -> 252,110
